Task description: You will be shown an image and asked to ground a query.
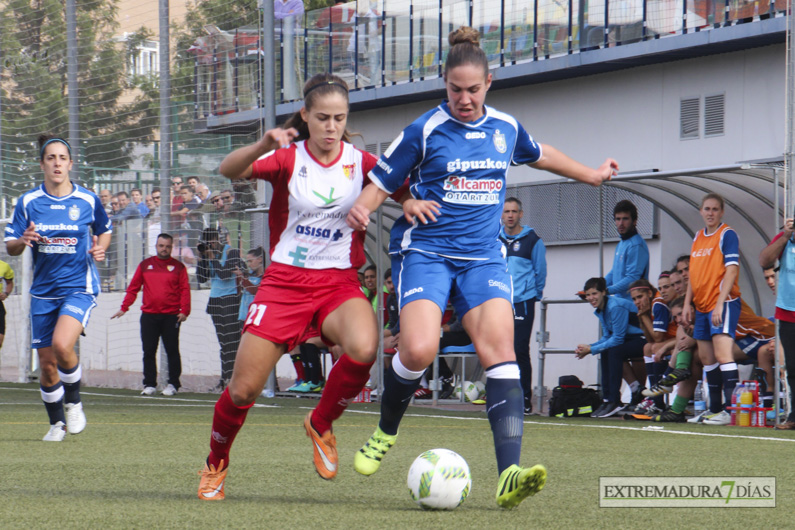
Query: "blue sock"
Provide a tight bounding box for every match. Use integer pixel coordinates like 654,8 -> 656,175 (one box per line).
41,382 -> 66,425
485,363 -> 524,475
378,356 -> 423,436
705,364 -> 723,414
58,364 -> 82,405
720,363 -> 739,411
645,361 -> 658,389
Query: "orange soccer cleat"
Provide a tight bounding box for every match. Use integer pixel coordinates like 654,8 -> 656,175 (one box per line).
198,459 -> 227,501
304,411 -> 338,480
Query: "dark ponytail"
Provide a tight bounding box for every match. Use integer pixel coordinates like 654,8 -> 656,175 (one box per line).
444,26 -> 489,79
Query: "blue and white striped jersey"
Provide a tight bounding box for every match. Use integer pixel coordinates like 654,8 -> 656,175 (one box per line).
368,101 -> 542,259
4,183 -> 112,298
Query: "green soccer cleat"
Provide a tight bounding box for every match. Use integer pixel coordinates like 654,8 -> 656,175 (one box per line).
353,426 -> 397,476
496,464 -> 547,509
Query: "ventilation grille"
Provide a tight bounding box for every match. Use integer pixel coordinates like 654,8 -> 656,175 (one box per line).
680,97 -> 700,140
704,94 -> 725,137
364,143 -> 378,155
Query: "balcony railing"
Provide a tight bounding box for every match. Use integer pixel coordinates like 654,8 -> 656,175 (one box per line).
191,0 -> 788,119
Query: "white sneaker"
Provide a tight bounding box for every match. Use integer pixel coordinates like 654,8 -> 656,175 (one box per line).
161,384 -> 177,396
141,386 -> 156,396
687,410 -> 709,424
43,421 -> 66,442
64,402 -> 86,434
702,410 -> 731,425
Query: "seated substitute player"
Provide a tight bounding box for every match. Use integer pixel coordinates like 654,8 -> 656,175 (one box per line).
575,277 -> 646,418
5,135 -> 112,441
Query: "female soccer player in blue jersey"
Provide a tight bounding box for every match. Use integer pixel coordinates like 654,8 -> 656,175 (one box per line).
5,135 -> 112,441
347,26 -> 618,509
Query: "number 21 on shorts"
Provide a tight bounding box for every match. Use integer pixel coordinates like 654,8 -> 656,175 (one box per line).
246,304 -> 267,326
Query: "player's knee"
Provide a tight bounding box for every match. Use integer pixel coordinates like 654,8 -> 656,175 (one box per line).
227,383 -> 257,407
345,338 -> 378,363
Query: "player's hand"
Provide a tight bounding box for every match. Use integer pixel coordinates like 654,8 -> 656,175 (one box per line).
636,296 -> 651,315
111,309 -> 126,319
676,334 -> 695,353
653,348 -> 667,363
682,304 -> 693,326
784,218 -> 794,238
88,235 -> 106,262
0,292 -> 7,301
20,221 -> 41,247
346,204 -> 372,231
592,158 -> 619,185
260,127 -> 299,151
711,307 -> 723,327
403,199 -> 441,225
575,344 -> 590,358
177,313 -> 187,323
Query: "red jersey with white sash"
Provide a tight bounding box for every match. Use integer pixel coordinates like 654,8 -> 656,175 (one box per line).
250,140 -> 377,270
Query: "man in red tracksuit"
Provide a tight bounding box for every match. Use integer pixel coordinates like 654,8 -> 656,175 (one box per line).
112,233 -> 191,396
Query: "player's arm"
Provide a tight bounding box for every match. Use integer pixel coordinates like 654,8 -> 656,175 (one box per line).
220,128 -> 298,181
530,144 -> 617,187
6,222 -> 41,256
89,232 -> 112,262
347,183 -> 390,230
760,222 -> 792,268
712,264 -> 739,326
0,278 -> 13,301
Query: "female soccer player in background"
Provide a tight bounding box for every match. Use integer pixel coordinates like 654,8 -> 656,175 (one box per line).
5,135 -> 112,441
346,26 -> 618,509
198,73 -> 392,500
682,193 -> 741,426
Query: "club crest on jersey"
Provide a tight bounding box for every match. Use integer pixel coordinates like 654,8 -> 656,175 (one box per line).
167,265 -> 175,271
493,130 -> 507,154
513,241 -> 521,251
69,205 -> 80,221
342,163 -> 356,180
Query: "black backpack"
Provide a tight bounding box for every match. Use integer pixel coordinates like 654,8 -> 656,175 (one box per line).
548,375 -> 602,418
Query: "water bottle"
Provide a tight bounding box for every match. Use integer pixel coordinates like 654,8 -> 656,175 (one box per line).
730,384 -> 744,426
739,386 -> 753,427
693,383 -> 706,413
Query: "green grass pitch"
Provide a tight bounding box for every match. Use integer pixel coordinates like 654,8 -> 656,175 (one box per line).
2,383 -> 794,529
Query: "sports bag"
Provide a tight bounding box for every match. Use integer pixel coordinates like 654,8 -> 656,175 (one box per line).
548,375 -> 602,417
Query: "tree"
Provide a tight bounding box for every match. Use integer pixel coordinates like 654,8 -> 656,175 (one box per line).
0,0 -> 159,193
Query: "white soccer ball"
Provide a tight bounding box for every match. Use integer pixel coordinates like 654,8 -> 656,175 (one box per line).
407,448 -> 472,510
454,381 -> 480,402
473,380 -> 486,399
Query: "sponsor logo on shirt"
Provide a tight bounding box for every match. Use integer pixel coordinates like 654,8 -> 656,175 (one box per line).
36,223 -> 79,231
38,236 -> 78,254
465,131 -> 486,139
442,176 -> 502,205
376,158 -> 393,174
446,158 -> 508,173
295,224 -> 343,241
298,165 -> 308,178
692,248 -> 713,257
65,304 -> 85,316
50,205 -> 66,210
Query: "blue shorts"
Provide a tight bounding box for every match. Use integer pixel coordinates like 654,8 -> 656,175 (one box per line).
736,335 -> 773,360
30,293 -> 97,349
392,250 -> 512,318
693,298 -> 741,341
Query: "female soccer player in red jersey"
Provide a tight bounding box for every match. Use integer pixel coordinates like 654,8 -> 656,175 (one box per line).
198,73 -> 391,499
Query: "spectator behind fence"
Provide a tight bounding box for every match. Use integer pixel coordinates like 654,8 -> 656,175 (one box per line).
575,277 -> 646,418
99,189 -> 113,215
177,184 -> 203,249
197,227 -> 243,390
605,200 -> 649,300
0,259 -> 14,352
114,190 -> 142,221
195,184 -> 211,203
499,196 -> 546,415
131,188 -> 149,218
683,193 -> 741,426
111,233 -> 190,397
760,216 -> 795,429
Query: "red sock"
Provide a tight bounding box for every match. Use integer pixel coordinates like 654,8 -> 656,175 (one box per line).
291,354 -> 305,381
208,388 -> 254,469
311,354 -> 373,434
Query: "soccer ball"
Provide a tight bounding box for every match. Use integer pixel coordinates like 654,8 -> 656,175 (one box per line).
407,448 -> 472,510
454,381 -> 480,402
473,380 -> 486,399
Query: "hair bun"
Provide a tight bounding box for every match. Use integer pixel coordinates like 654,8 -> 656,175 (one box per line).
448,26 -> 480,47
